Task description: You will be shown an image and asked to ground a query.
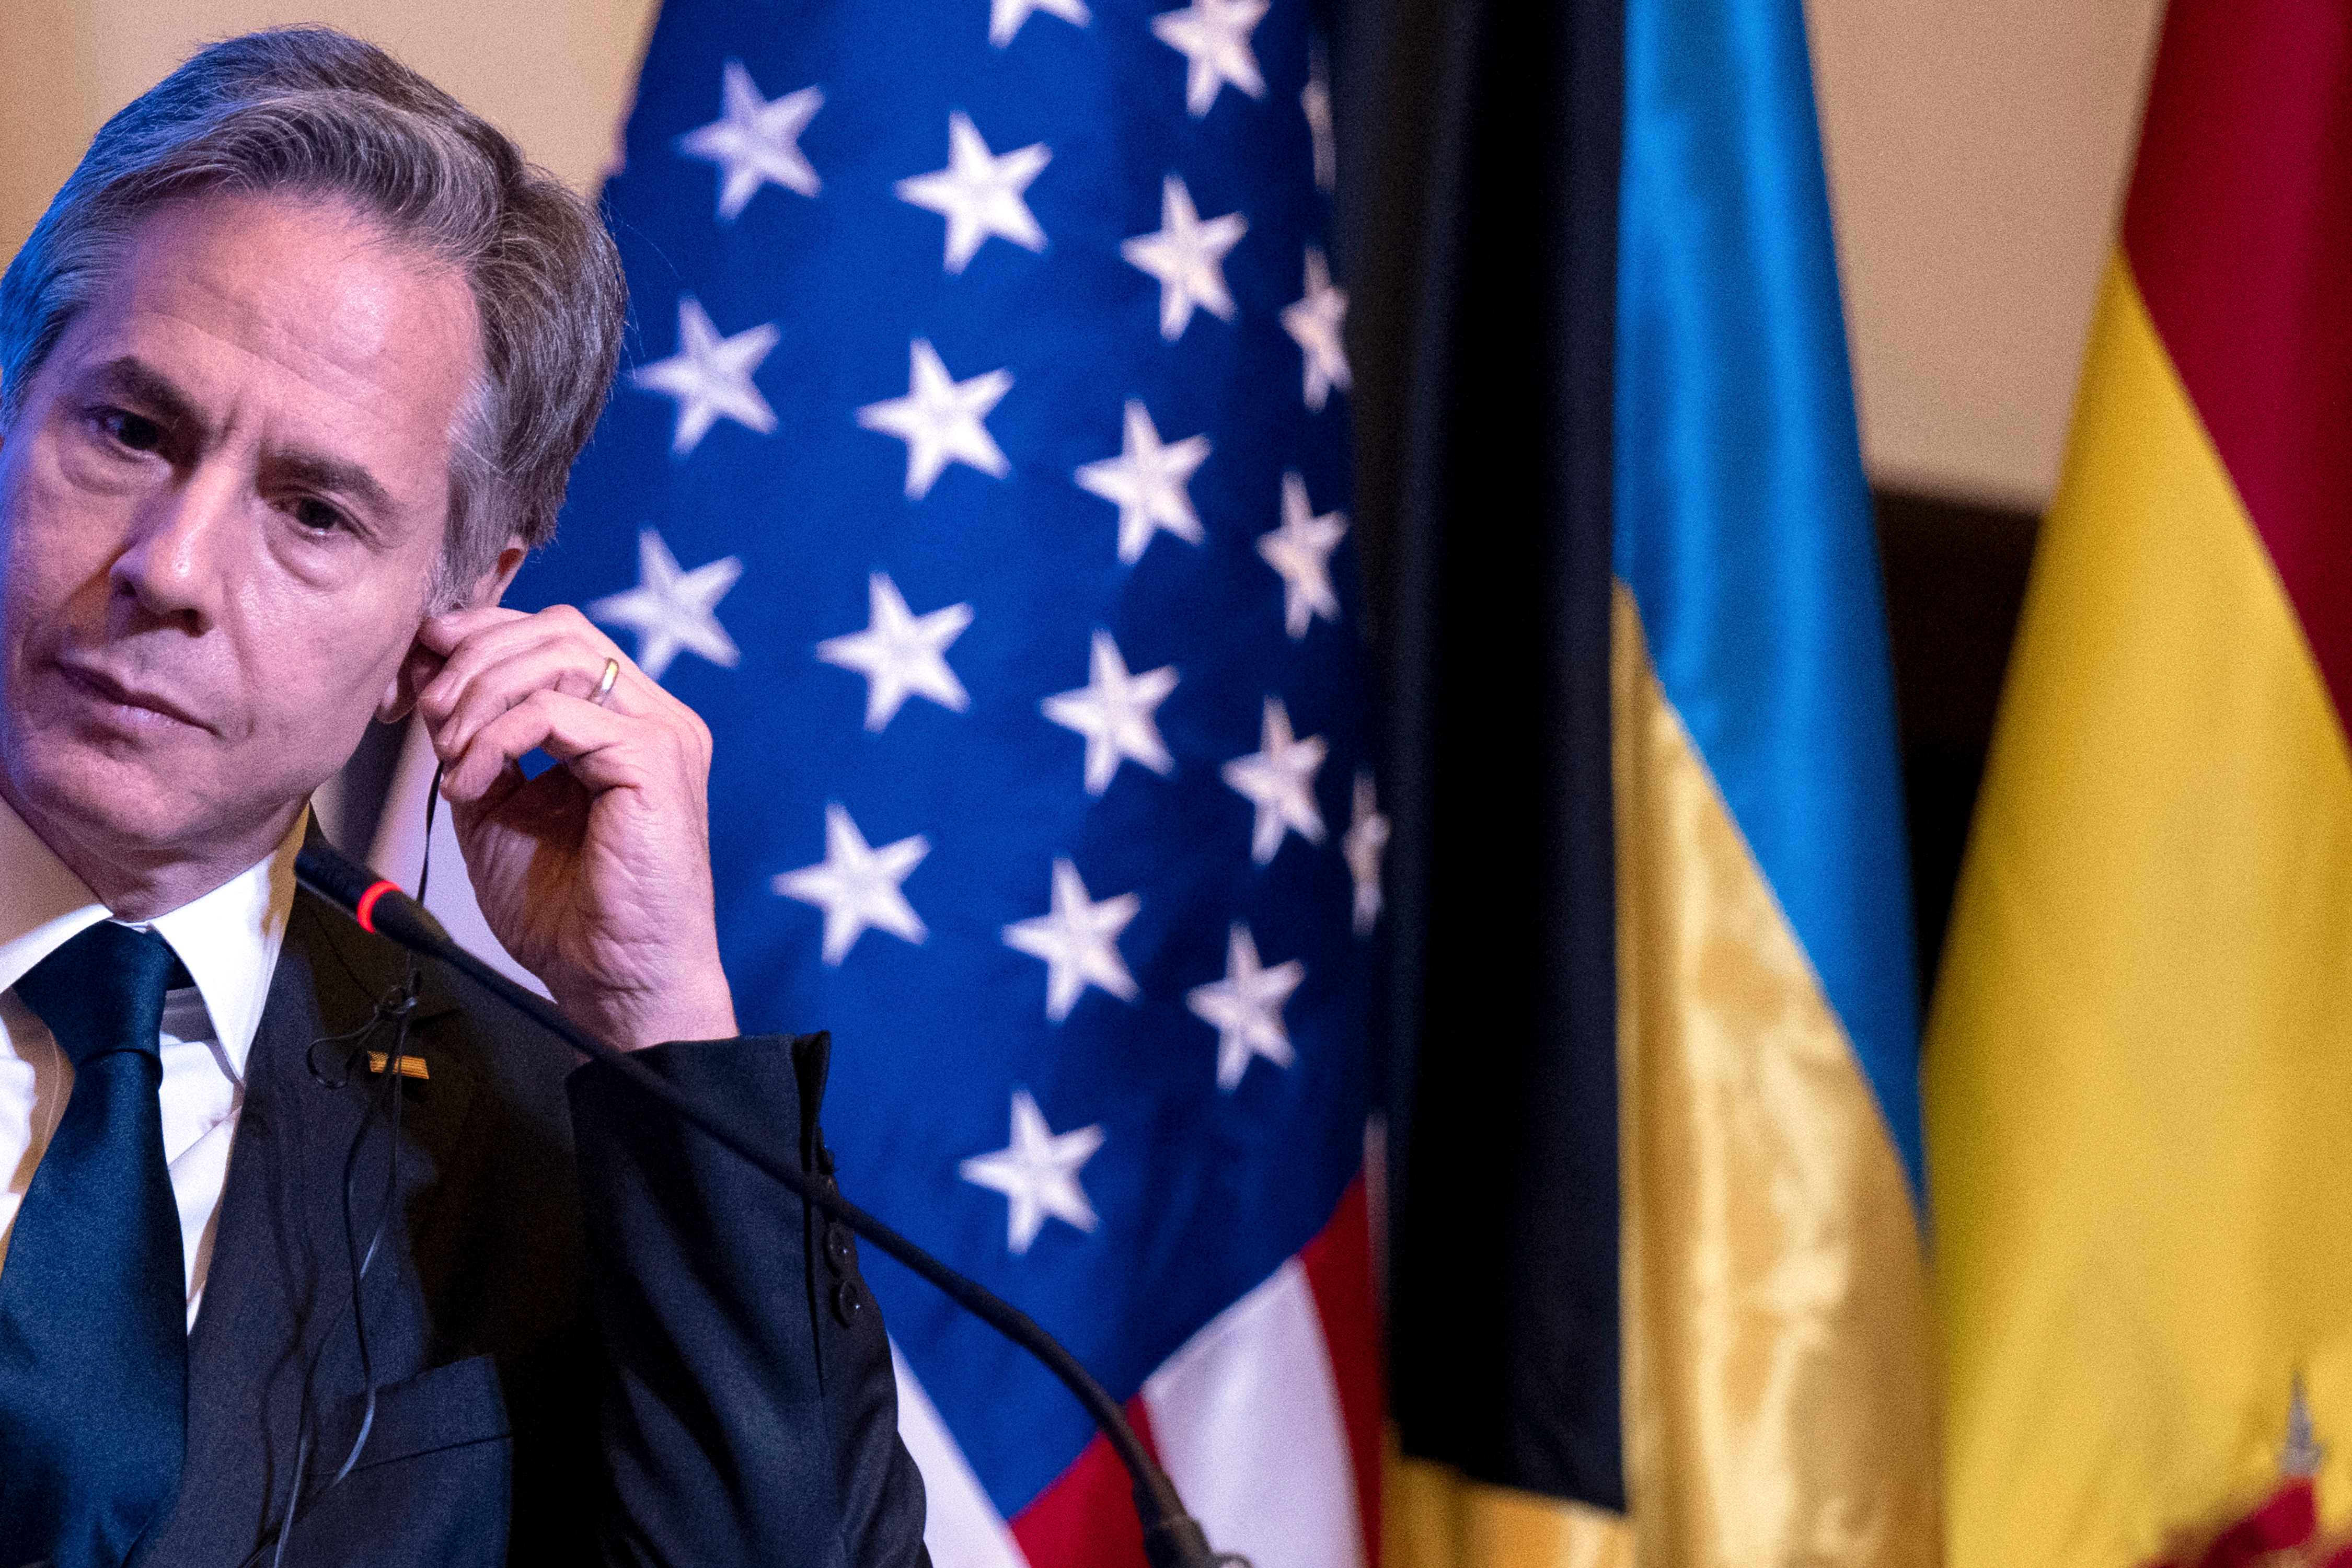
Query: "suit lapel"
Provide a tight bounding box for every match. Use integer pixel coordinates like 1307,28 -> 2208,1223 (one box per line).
137,892 -> 478,1561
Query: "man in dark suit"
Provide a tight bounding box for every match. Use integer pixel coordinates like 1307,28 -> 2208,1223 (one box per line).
0,27 -> 927,1567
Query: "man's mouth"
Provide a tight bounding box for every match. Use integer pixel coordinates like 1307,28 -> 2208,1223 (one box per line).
55,659 -> 211,732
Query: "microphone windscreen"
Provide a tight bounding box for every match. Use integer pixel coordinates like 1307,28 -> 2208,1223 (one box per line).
294,841 -> 385,915
295,843 -> 453,946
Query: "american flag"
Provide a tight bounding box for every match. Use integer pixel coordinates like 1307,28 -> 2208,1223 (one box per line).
509,1 -> 1383,1561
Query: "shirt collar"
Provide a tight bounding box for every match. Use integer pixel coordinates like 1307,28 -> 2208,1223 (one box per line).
0,795 -> 308,1074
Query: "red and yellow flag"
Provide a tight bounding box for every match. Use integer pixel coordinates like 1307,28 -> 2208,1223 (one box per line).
1927,2 -> 2352,1564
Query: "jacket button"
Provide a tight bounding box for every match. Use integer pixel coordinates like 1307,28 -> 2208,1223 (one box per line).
824,1223 -> 855,1274
833,1277 -> 867,1328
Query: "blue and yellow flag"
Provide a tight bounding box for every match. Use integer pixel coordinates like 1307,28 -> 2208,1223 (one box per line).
1382,0 -> 1937,1559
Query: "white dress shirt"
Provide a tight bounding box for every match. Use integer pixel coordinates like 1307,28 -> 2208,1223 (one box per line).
0,796 -> 304,1329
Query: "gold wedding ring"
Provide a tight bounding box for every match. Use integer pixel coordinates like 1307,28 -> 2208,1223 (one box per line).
592,656 -> 619,707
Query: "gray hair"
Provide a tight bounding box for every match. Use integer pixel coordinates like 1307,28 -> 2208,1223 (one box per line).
0,27 -> 627,601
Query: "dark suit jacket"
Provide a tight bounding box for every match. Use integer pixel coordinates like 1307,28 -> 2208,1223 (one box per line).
120,884 -> 930,1567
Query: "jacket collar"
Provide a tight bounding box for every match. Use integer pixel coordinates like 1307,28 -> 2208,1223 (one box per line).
0,795 -> 305,1075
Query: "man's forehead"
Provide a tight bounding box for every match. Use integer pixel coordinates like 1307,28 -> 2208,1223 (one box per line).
62,192 -> 479,440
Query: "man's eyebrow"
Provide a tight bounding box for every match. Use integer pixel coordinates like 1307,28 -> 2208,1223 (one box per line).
274,448 -> 397,522
86,356 -> 199,429
88,356 -> 398,522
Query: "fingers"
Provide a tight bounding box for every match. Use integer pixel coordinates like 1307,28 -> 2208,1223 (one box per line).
416,604 -> 530,656
420,604 -> 618,718
440,686 -> 711,815
440,688 -> 637,802
417,603 -> 713,809
417,604 -> 670,767
391,592 -> 536,723
433,638 -> 626,764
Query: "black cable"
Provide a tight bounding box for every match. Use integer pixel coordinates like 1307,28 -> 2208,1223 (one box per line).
326,1013 -> 407,1487
326,764 -> 437,1488
249,778 -> 439,1567
294,838 -> 1246,1568
249,993 -> 415,1568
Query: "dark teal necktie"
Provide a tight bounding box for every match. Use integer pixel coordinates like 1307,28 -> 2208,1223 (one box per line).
0,923 -> 190,1568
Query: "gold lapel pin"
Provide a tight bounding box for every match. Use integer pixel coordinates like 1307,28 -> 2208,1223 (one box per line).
366,1050 -> 430,1081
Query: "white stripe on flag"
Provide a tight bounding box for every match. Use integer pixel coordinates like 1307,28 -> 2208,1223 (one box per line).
1143,1255 -> 1366,1568
892,1340 -> 1031,1568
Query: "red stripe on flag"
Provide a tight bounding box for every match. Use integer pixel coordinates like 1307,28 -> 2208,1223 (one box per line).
2139,1478 -> 2317,1568
1008,1396 -> 1159,1568
1302,1176 -> 1383,1566
2122,0 -> 2352,722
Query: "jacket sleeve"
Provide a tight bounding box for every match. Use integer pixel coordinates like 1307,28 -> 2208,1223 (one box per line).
566,1032 -> 930,1568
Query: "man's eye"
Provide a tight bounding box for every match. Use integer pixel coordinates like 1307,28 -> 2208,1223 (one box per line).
289,496 -> 350,534
94,407 -> 165,453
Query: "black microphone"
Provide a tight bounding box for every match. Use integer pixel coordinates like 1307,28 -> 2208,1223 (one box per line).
296,841 -> 1243,1568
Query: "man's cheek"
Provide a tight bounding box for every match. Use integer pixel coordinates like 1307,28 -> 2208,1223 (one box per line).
287,615 -> 416,744
7,490 -> 118,630
0,541 -> 61,677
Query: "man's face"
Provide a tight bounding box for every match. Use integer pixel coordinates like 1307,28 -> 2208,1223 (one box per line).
0,190 -> 481,868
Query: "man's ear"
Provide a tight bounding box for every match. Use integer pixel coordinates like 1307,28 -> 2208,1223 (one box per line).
468,540 -> 531,609
374,537 -> 530,723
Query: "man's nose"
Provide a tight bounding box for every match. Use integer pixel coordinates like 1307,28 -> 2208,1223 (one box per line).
109,464 -> 240,630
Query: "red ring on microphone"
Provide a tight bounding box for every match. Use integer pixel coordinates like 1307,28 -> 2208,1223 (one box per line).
354,879 -> 399,935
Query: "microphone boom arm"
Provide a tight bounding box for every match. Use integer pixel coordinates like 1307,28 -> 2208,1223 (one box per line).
295,841 -> 1243,1568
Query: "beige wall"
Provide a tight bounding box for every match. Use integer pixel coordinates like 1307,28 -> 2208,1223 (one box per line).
0,1 -> 659,237
0,0 -> 2165,510
1810,0 -> 2167,506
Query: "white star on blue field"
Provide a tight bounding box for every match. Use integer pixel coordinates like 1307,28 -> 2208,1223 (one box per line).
527,0 -> 1376,1520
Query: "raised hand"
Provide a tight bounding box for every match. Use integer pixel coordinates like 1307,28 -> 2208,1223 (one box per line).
409,604 -> 737,1052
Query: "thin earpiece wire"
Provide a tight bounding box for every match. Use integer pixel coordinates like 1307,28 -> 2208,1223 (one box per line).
256,762 -> 442,1565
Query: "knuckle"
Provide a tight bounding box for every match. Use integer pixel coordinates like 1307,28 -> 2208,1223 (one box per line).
494,693 -> 549,737
429,658 -> 477,705
476,687 -> 525,732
